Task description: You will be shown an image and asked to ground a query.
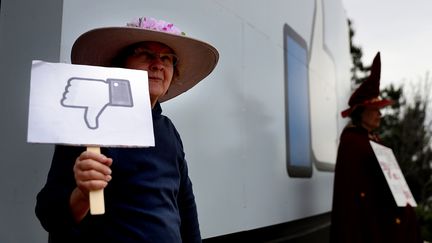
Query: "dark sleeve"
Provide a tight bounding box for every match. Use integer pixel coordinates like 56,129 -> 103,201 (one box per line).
173,129 -> 201,243
35,145 -> 85,235
331,129 -> 384,243
178,161 -> 201,243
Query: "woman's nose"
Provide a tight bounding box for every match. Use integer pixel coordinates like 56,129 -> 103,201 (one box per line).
149,59 -> 165,70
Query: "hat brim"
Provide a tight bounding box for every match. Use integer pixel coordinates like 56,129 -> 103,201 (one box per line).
71,27 -> 219,102
341,99 -> 394,118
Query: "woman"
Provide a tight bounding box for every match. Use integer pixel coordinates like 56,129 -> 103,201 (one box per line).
330,52 -> 422,243
36,17 -> 219,243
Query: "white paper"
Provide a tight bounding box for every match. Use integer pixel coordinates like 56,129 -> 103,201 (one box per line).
27,60 -> 155,147
370,141 -> 417,207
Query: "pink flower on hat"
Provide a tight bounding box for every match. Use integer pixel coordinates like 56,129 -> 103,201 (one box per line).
127,17 -> 185,36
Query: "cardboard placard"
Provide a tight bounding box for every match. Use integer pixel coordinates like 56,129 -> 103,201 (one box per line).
27,60 -> 154,147
370,141 -> 417,207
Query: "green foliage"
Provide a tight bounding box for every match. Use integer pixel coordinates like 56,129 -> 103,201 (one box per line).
416,204 -> 432,240
348,19 -> 370,85
379,84 -> 432,206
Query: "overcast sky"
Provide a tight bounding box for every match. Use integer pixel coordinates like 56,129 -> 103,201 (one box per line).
342,0 -> 432,88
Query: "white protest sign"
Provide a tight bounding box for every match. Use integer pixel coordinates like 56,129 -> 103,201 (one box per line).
27,60 -> 155,147
370,141 -> 417,207
28,60 -> 155,215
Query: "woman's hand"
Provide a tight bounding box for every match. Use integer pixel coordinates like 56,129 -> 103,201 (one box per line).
70,151 -> 113,222
74,151 -> 113,195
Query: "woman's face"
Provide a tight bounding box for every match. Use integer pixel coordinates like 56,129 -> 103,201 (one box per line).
361,107 -> 381,131
124,42 -> 176,107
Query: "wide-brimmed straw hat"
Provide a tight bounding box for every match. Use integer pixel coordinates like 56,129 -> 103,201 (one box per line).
341,52 -> 394,118
71,17 -> 219,102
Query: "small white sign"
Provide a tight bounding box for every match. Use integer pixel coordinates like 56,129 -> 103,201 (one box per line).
27,60 -> 155,147
370,141 -> 417,207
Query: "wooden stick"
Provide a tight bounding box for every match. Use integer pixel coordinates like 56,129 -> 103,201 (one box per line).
86,146 -> 105,215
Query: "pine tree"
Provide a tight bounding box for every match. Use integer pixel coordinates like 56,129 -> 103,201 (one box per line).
348,19 -> 370,85
379,79 -> 432,240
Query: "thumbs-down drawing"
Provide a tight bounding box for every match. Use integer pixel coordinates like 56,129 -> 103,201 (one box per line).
61,77 -> 134,129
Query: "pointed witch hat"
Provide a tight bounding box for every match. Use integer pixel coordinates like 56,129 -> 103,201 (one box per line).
341,52 -> 394,118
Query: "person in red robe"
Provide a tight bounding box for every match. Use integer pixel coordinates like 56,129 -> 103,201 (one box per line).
329,52 -> 423,243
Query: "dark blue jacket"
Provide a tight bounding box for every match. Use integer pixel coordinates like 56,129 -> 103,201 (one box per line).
36,103 -> 201,243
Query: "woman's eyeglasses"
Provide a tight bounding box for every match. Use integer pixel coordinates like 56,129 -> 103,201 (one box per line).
132,47 -> 178,67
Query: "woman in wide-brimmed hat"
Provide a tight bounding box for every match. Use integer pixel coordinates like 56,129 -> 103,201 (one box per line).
330,52 -> 423,243
36,17 -> 218,243
72,16 -> 219,104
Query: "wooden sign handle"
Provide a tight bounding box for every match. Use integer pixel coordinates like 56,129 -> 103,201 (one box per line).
86,146 -> 105,215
